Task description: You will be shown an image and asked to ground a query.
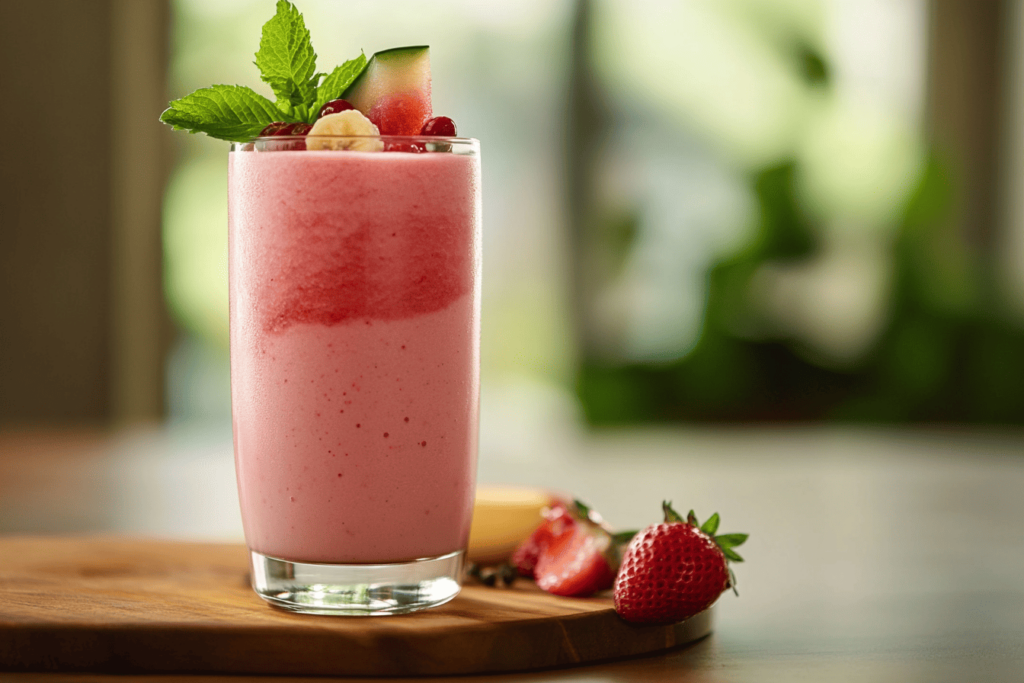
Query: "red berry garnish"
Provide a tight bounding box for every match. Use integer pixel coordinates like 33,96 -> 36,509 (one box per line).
384,141 -> 426,153
259,121 -> 291,136
260,122 -> 312,150
262,122 -> 309,137
287,122 -> 313,136
260,122 -> 313,138
317,99 -> 356,119
421,116 -> 457,137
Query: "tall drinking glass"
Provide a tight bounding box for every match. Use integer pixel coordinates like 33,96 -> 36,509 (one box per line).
228,135 -> 481,615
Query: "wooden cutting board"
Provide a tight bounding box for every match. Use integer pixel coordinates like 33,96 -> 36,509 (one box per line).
0,536 -> 712,677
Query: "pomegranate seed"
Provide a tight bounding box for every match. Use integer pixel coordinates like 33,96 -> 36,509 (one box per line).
259,121 -> 291,136
260,122 -> 312,150
260,122 -> 312,140
287,122 -> 313,135
421,116 -> 457,137
318,99 -> 356,119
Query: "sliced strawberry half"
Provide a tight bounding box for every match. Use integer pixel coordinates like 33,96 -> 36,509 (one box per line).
513,499 -> 636,598
533,519 -> 617,597
511,500 -> 571,578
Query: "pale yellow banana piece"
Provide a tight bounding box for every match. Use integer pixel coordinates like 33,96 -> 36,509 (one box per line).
307,110 -> 383,151
467,486 -> 564,565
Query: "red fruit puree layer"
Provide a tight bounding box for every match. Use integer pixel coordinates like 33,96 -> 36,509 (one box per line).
229,150 -> 480,564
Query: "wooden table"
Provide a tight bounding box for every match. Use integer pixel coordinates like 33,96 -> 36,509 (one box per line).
2,425 -> 1023,681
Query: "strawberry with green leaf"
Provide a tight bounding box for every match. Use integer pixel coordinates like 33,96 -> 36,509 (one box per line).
613,502 -> 748,624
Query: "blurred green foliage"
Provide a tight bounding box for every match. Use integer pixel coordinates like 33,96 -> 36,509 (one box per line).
579,153 -> 1024,424
578,28 -> 1024,425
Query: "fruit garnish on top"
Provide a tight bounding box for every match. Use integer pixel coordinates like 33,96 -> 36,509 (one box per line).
343,46 -> 431,136
159,0 -> 458,148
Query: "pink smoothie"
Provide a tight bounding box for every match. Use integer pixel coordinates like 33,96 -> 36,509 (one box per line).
228,146 -> 481,564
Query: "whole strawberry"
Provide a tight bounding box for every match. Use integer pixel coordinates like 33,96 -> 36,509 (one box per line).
613,502 -> 747,624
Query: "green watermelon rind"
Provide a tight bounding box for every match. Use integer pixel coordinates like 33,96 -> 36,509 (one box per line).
341,46 -> 432,136
373,45 -> 429,61
340,46 -> 430,102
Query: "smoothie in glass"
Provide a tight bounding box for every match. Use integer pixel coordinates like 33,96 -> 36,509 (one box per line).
228,138 -> 481,612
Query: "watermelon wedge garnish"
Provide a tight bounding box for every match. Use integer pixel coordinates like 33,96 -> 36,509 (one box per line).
342,46 -> 432,136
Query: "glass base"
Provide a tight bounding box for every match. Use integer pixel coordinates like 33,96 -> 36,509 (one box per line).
249,549 -> 464,616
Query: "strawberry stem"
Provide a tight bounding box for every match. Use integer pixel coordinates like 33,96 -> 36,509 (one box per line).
662,501 -> 685,524
714,532 -> 747,562
663,503 -> 749,570
610,530 -> 638,545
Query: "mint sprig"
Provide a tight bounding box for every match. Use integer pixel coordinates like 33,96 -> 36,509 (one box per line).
255,0 -> 319,116
159,85 -> 282,142
313,55 -> 367,115
159,0 -> 368,142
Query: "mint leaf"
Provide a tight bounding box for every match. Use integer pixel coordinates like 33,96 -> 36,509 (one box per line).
313,54 -> 367,115
255,0 -> 319,108
159,85 -> 282,142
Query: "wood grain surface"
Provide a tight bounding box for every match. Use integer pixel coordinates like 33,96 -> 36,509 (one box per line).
0,536 -> 711,677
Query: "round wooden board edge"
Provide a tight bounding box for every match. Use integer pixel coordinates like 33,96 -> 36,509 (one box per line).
0,609 -> 714,677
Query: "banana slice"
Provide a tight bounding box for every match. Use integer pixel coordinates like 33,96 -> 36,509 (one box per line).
467,486 -> 566,565
307,110 -> 384,151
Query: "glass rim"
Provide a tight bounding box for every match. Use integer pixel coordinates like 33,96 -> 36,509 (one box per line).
231,135 -> 479,153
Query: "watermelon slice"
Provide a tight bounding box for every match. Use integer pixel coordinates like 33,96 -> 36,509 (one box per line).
342,46 -> 432,136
